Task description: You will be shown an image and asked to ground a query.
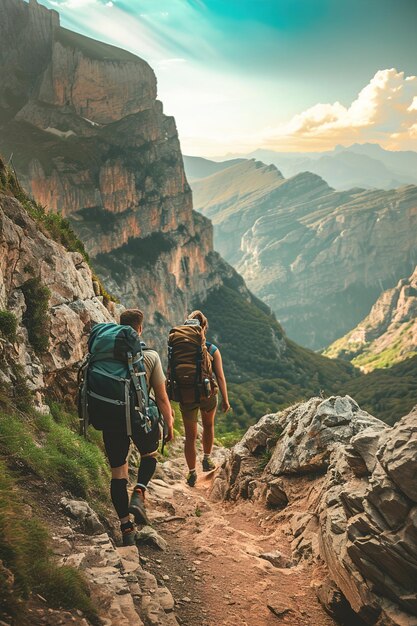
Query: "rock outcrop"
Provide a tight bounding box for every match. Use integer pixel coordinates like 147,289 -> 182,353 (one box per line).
56,505 -> 179,625
325,265 -> 417,371
213,396 -> 417,625
0,167 -> 114,408
191,159 -> 417,349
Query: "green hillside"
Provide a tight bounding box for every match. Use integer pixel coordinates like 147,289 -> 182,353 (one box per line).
195,283 -> 358,438
342,354 -> 417,425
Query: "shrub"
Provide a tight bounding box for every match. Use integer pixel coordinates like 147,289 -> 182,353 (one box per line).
21,277 -> 50,354
0,311 -> 17,343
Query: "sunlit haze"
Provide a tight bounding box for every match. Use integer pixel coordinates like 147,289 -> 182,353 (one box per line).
40,0 -> 417,156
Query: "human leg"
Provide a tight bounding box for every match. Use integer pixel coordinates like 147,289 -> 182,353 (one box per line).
103,431 -> 135,544
129,420 -> 160,524
182,418 -> 198,470
201,396 -> 218,470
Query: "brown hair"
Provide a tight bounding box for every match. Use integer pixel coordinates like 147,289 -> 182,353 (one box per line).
120,308 -> 144,331
187,310 -> 208,330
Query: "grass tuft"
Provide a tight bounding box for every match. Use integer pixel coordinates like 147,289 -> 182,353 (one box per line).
0,460 -> 97,623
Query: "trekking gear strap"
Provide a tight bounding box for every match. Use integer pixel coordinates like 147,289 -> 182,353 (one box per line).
128,352 -> 152,434
78,355 -> 90,437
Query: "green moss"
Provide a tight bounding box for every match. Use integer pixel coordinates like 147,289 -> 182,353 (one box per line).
0,311 -> 17,342
21,277 -> 51,354
0,460 -> 97,623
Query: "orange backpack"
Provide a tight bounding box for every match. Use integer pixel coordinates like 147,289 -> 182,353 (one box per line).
166,320 -> 218,404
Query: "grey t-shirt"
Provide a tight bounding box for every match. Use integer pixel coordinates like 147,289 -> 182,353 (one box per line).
143,349 -> 166,393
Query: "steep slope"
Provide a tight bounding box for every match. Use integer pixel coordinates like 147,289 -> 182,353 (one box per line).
191,159 -> 417,349
0,158 -> 114,408
191,159 -> 285,264
0,0 -> 205,351
183,155 -> 245,182
341,354 -> 417,425
325,265 -> 417,371
0,160 -> 187,626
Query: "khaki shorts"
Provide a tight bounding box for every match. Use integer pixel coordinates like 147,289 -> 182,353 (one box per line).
179,394 -> 218,422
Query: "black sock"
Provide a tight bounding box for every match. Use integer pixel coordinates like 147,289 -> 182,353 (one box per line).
121,520 -> 134,532
110,478 -> 129,519
137,456 -> 157,490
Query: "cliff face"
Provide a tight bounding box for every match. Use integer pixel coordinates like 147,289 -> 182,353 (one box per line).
0,0 -> 203,354
0,160 -> 114,409
191,159 -> 417,350
325,266 -> 417,371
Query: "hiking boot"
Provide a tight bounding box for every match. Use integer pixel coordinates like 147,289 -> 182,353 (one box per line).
121,523 -> 136,547
128,487 -> 150,526
186,470 -> 197,487
202,456 -> 216,472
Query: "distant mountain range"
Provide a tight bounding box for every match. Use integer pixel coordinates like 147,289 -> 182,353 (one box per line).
185,143 -> 417,190
187,158 -> 417,349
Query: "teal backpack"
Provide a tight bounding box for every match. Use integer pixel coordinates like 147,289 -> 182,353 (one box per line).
78,322 -> 162,440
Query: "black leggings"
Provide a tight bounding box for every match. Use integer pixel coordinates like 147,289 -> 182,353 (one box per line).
103,420 -> 160,468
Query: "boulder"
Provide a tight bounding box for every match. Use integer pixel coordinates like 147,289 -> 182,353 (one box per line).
60,498 -> 105,534
268,396 -> 384,476
221,397 -> 417,624
136,526 -> 167,551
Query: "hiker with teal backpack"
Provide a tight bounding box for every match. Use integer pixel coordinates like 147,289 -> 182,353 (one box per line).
166,310 -> 230,487
78,308 -> 174,545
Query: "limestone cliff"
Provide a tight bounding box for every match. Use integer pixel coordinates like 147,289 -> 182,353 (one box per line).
325,265 -> 417,371
0,157 -> 114,408
0,0 -> 253,356
191,159 -> 417,350
213,396 -> 417,626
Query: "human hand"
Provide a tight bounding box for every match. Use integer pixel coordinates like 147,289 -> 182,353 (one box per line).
165,421 -> 174,442
222,399 -> 231,413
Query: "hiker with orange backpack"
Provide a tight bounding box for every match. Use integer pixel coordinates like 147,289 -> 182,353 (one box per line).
78,308 -> 174,545
166,310 -> 230,486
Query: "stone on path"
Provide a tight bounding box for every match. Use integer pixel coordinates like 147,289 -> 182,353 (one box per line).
60,497 -> 104,534
136,526 -> 168,551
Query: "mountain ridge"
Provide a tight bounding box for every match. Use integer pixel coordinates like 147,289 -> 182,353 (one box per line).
190,157 -> 417,349
192,143 -> 417,190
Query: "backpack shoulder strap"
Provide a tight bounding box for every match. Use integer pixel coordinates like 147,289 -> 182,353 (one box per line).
206,341 -> 218,357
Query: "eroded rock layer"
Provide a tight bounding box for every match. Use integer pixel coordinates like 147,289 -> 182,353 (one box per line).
0,180 -> 114,408
213,396 -> 417,625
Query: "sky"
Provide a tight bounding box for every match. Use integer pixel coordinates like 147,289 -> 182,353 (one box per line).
39,0 -> 417,156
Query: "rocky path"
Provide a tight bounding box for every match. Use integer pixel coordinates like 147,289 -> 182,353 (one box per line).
143,451 -> 337,626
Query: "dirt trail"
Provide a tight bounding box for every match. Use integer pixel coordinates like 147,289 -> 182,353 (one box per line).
142,455 -> 337,626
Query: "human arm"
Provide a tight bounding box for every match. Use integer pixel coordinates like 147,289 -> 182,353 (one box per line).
154,382 -> 174,442
212,349 -> 231,412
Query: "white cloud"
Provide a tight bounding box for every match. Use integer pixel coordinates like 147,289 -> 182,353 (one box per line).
156,57 -> 187,71
260,69 -> 417,151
